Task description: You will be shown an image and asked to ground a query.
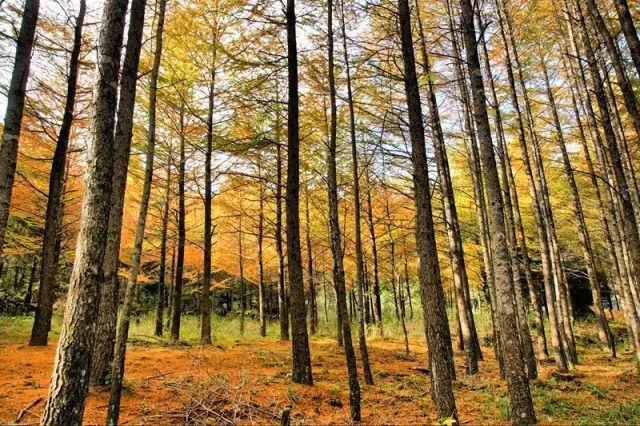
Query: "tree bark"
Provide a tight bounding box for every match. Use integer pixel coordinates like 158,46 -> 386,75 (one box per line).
0,0 -> 40,259
156,151 -> 172,337
364,169 -> 383,336
259,163 -> 267,337
286,0 -> 313,385
275,128 -> 289,340
327,0 -> 360,418
202,24 -> 219,346
459,0 -> 536,422
30,0 -> 85,346
90,0 -> 148,384
171,102 -> 187,341
339,0 -> 373,385
40,0 -> 128,422
398,0 -> 457,419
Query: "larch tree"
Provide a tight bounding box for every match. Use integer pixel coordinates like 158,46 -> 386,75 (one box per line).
459,0 -> 536,422
40,0 -> 129,422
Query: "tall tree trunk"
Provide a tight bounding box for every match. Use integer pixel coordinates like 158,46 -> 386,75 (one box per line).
156,150 -> 172,337
540,54 -> 616,358
459,0 -> 536,422
339,0 -> 373,385
0,0 -> 40,258
106,1 -> 163,422
40,0 -> 128,422
613,0 -> 640,77
30,0 -> 85,346
171,102 -> 187,341
477,10 -> 548,362
25,256 -> 37,306
327,0 -> 360,418
304,181 -> 317,335
398,0 -> 457,419
364,169 -> 383,336
258,163 -> 267,337
239,215 -> 245,335
90,0 -> 148,384
415,0 -> 480,372
202,26 -> 218,346
286,0 -> 313,385
275,129 -> 289,340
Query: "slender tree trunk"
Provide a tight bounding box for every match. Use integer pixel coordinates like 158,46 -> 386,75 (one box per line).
364,169 -> 383,336
398,0 -> 457,419
275,132 -> 289,340
0,0 -> 40,258
171,102 -> 187,341
202,27 -> 218,346
258,164 -> 267,337
459,0 -> 536,422
286,0 -> 313,385
90,0 -> 148,383
416,0 -> 479,373
156,151 -> 172,337
339,0 -> 373,385
106,1 -> 164,422
25,257 -> 37,306
40,0 -> 128,422
239,215 -> 245,335
30,0 -> 85,346
304,181 -> 317,335
327,0 -> 360,418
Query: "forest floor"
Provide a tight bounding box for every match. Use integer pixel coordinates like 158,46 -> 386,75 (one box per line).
1,315 -> 640,425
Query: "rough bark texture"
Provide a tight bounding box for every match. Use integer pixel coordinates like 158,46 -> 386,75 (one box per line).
90,0 -> 147,385
459,0 -> 536,422
339,0 -> 373,385
202,28 -> 218,345
398,0 -> 457,420
40,0 -> 128,423
106,1 -> 164,423
0,0 -> 40,259
171,104 -> 187,341
286,0 -> 313,385
275,137 -> 289,340
30,0 -> 85,347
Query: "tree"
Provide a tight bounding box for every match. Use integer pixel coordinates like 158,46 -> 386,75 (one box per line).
459,0 -> 536,421
30,0 -> 85,347
0,0 -> 40,261
397,0 -> 457,419
40,0 -> 129,422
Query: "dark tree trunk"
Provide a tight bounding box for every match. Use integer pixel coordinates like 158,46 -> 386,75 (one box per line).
0,0 -> 40,258
327,0 -> 360,418
286,0 -> 313,385
259,163 -> 267,337
305,181 -> 317,335
202,28 -> 218,346
364,169 -> 383,336
25,257 -> 37,306
397,0 -> 457,419
40,0 -> 128,422
91,0 -> 148,384
171,103 -> 187,341
339,0 -> 373,385
275,134 -> 289,340
459,0 -> 536,422
30,0 -> 85,347
156,151 -> 172,337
